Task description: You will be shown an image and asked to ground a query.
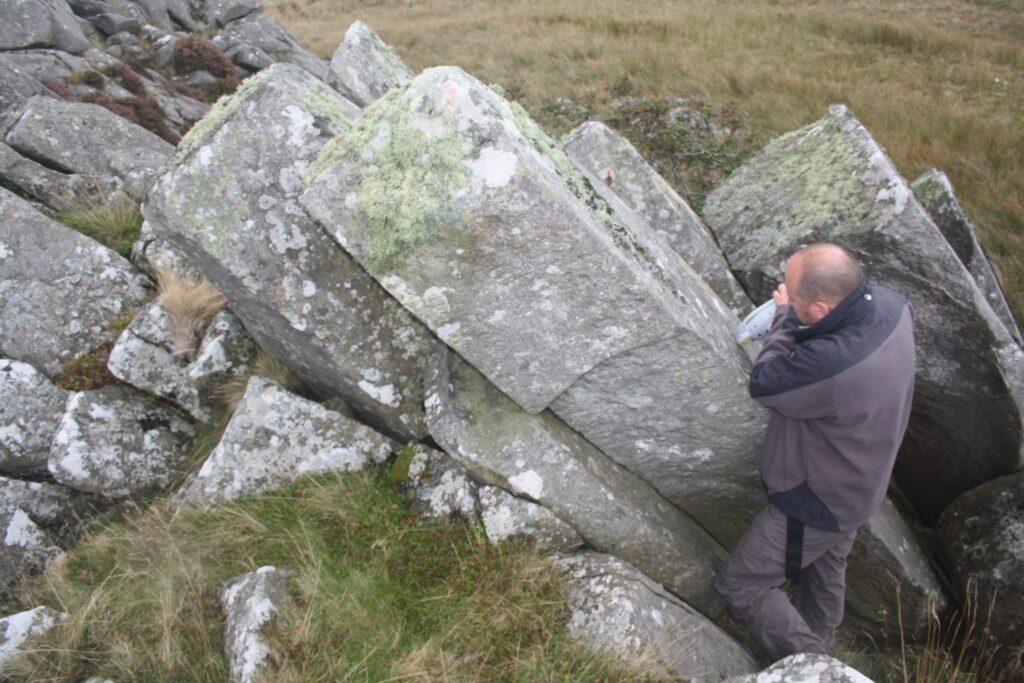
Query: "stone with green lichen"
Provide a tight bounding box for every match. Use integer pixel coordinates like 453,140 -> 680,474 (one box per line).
703,103 -> 1024,523
395,443 -> 479,523
327,20 -> 413,108
145,62 -> 436,443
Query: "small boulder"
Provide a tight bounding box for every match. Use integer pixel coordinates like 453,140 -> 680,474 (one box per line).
724,653 -> 875,683
0,476 -> 100,543
216,14 -> 328,81
327,21 -> 413,108
0,607 -> 67,667
220,566 -> 295,683
478,485 -> 583,553
0,359 -> 70,476
1,508 -> 64,590
0,0 -> 91,54
393,444 -> 479,523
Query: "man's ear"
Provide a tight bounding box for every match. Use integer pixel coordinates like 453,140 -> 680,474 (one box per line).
810,301 -> 832,323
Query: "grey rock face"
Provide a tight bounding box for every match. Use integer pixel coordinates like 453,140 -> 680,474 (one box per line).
0,56 -> 47,130
424,347 -> 727,617
394,444 -> 479,523
0,607 -> 67,667
48,385 -> 196,498
0,359 -> 69,476
725,653 -> 875,683
177,377 -> 396,505
220,566 -> 294,683
911,169 -> 1021,344
4,96 -> 174,200
556,552 -> 757,682
188,309 -> 256,392
146,63 -> 434,442
937,470 -> 1024,669
327,21 -> 413,108
0,0 -> 91,54
478,486 -> 583,553
217,14 -> 328,81
0,476 -> 99,540
703,104 -> 1024,522
563,121 -> 751,314
0,188 -> 151,378
203,0 -> 261,27
0,142 -> 113,213
1,508 -> 64,589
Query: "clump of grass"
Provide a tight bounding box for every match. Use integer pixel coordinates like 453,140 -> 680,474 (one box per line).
68,69 -> 106,89
154,268 -> 227,359
58,197 -> 142,258
4,470 -> 644,682
174,35 -> 240,103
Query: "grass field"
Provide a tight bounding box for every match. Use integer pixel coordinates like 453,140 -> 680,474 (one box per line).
268,0 -> 1024,326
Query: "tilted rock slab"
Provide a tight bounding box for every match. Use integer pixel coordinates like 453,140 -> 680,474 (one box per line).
392,444 -> 479,523
0,607 -> 67,667
0,142 -> 112,213
556,552 -> 757,682
911,169 -> 1021,344
563,121 -> 751,314
703,104 -> 1024,522
0,359 -> 69,476
478,485 -> 583,553
725,653 -> 875,683
0,188 -> 151,378
327,21 -> 413,108
1,508 -> 64,589
0,56 -> 47,131
177,377 -> 396,505
5,96 -> 174,200
217,14 -> 329,81
220,566 -> 295,683
49,385 -> 195,498
424,348 -> 727,617
0,0 -> 90,54
937,470 -> 1024,668
145,63 -> 437,442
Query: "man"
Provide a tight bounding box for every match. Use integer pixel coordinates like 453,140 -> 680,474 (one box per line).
714,242 -> 916,661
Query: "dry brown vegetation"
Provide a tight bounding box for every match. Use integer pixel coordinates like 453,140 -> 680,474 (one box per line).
154,268 -> 227,357
269,0 -> 1024,325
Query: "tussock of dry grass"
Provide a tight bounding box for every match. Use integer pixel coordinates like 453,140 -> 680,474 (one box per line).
154,268 -> 227,358
58,196 -> 142,258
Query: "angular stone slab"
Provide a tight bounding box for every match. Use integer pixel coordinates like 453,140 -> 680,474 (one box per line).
0,0 -> 90,54
177,377 -> 396,505
564,121 -> 751,314
145,63 -> 435,442
5,96 -> 174,200
217,14 -> 328,81
911,169 -> 1021,344
556,552 -> 757,682
220,566 -> 295,683
703,104 -> 1024,522
49,385 -> 195,498
393,444 -> 479,523
0,142 -> 112,213
327,21 -> 413,108
302,66 -> 709,415
1,508 -> 63,589
203,0 -> 261,28
0,476 -> 99,540
478,485 -> 583,553
938,470 -> 1024,669
0,56 -> 47,131
424,347 -> 727,616
187,309 -> 256,392
0,359 -> 69,476
0,607 -> 67,667
0,188 -> 151,378
725,653 -> 874,683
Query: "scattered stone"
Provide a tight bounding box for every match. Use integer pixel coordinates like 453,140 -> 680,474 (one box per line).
703,104 -> 1024,522
0,0 -> 91,54
220,566 -> 295,683
478,486 -> 583,553
48,385 -> 196,498
327,21 -> 413,108
393,444 -> 479,523
556,552 -> 757,682
0,188 -> 151,378
177,376 -> 396,505
724,653 -> 875,683
0,508 -> 64,589
0,476 -> 100,542
0,359 -> 70,476
217,14 -> 328,81
0,607 -> 67,667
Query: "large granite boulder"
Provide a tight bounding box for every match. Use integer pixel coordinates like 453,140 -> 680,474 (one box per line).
556,552 -> 758,682
423,347 -> 727,617
327,21 -> 413,108
0,607 -> 67,667
216,14 -> 328,81
0,359 -> 69,476
0,0 -> 91,54
176,377 -> 396,505
1,508 -> 63,589
725,653 -> 874,683
0,188 -> 151,378
478,485 -> 583,553
703,104 -> 1024,522
48,385 -> 196,498
911,169 -> 1021,344
563,121 -> 751,314
145,63 -> 436,442
937,470 -> 1024,669
4,96 -> 175,200
220,566 -> 295,683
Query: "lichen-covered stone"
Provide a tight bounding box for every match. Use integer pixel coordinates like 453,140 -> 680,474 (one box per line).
0,56 -> 47,131
220,566 -> 294,683
564,121 -> 751,314
0,508 -> 64,589
556,552 -> 757,682
327,21 -> 413,108
145,63 -> 435,443
424,347 -> 727,617
393,444 -> 479,523
187,309 -> 256,391
937,470 -> 1024,669
0,0 -> 90,54
217,14 -> 328,81
703,104 -> 1024,522
911,169 -> 1021,344
4,96 -> 174,200
0,476 -> 100,542
725,653 -> 874,683
0,188 -> 151,378
177,377 -> 396,505
0,359 -> 69,476
48,385 -> 195,498
478,485 -> 583,553
0,607 -> 67,667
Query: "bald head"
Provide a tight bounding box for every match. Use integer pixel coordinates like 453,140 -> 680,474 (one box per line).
790,243 -> 863,306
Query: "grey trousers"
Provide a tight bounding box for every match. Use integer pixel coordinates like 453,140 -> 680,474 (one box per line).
713,504 -> 858,662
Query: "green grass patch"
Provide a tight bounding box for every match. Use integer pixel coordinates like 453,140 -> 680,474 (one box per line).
4,470 -> 642,682
58,198 -> 143,259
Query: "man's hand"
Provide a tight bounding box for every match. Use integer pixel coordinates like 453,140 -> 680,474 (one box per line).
773,283 -> 791,306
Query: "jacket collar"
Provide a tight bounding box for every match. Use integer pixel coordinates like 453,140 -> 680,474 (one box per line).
794,280 -> 873,341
